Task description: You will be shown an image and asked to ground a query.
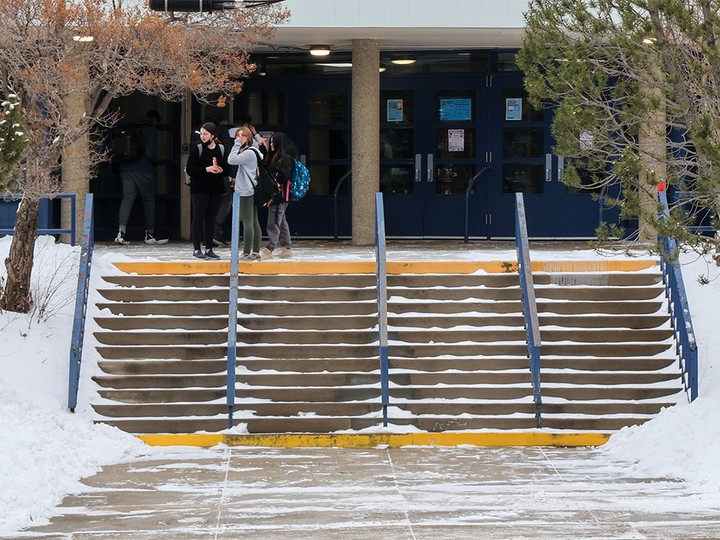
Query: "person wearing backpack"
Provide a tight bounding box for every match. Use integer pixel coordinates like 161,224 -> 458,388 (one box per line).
114,110 -> 168,245
261,131 -> 296,260
213,116 -> 267,247
226,126 -> 262,261
185,122 -> 229,260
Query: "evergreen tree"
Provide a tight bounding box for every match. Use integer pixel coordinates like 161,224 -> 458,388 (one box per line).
0,93 -> 27,190
518,0 -> 720,251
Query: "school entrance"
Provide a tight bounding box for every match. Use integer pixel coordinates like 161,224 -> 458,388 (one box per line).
238,50 -> 617,240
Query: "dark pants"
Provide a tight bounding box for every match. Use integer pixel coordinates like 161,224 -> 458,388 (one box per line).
191,192 -> 222,251
118,170 -> 155,233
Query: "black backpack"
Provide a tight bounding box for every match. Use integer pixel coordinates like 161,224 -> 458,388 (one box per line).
112,125 -> 144,163
249,147 -> 279,207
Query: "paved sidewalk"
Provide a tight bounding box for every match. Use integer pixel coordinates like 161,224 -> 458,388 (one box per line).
14,446 -> 720,539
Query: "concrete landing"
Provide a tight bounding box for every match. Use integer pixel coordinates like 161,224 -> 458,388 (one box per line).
14,446 -> 720,539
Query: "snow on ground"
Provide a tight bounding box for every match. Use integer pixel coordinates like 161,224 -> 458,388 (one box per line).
0,235 -> 719,535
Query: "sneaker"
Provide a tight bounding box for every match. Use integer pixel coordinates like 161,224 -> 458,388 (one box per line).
144,232 -> 169,245
193,250 -> 207,260
276,246 -> 293,259
205,249 -> 220,260
241,252 -> 260,262
115,231 -> 129,245
260,247 -> 273,260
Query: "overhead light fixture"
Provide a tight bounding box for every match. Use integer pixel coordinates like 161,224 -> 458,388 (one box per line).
310,45 -> 331,57
391,57 -> 416,65
379,65 -> 386,73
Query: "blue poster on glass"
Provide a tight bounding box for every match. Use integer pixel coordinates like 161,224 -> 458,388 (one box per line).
387,99 -> 404,122
439,99 -> 472,121
505,98 -> 523,121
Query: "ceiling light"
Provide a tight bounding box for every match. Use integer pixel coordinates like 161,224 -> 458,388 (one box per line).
310,45 -> 331,57
391,57 -> 416,65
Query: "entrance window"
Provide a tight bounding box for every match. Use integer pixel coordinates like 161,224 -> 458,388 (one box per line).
380,165 -> 414,195
503,128 -> 543,158
437,164 -> 475,195
503,164 -> 544,193
381,90 -> 414,123
380,129 -> 413,159
309,92 -> 348,124
308,91 -> 350,195
247,91 -> 287,126
501,88 -> 545,194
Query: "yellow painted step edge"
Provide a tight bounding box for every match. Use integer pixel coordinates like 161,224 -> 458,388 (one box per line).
137,431 -> 610,448
113,260 -> 656,275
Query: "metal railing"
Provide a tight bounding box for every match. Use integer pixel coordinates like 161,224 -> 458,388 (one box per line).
464,167 -> 491,243
67,194 -> 95,412
333,170 -> 352,240
0,193 -> 77,245
375,192 -> 390,427
514,193 -> 543,427
226,190 -> 242,428
658,189 -> 699,401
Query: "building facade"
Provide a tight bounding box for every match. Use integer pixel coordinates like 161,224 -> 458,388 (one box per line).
90,0 -> 622,243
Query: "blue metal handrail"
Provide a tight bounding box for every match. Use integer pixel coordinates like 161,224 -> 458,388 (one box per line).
226,190 -> 241,428
68,194 -> 94,412
464,167 -> 491,243
375,192 -> 389,427
514,193 -> 543,427
0,193 -> 77,245
333,170 -> 352,240
658,189 -> 699,401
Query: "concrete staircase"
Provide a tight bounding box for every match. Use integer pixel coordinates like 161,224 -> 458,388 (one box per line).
90,260 -> 684,434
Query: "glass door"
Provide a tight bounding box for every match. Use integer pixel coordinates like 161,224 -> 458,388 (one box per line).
380,77 -> 489,237
487,73 -> 618,238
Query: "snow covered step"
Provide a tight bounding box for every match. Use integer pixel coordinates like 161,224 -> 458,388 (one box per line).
90,261 -> 684,435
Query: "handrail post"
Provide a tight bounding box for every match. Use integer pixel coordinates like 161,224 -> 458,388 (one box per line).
464,166 -> 491,243
375,192 -> 389,427
227,190 -> 241,428
68,193 -> 94,412
514,193 -> 543,427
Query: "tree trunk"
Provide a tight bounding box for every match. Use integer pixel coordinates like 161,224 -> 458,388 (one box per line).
1,197 -> 40,313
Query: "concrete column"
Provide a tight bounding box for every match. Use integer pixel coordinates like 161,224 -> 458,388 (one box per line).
61,67 -> 89,245
351,39 -> 379,246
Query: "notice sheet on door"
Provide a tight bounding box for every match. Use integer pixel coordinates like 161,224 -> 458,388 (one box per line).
448,129 -> 465,152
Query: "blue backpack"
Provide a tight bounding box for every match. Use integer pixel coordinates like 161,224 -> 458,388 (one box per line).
290,159 -> 311,201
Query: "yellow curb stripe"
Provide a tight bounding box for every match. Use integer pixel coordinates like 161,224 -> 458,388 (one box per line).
531,260 -> 657,273
137,432 -> 610,448
112,259 -> 656,276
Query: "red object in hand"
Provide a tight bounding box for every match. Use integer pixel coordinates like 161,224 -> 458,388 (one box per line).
212,157 -> 218,167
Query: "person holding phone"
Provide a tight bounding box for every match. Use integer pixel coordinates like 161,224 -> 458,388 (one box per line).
185,122 -> 228,259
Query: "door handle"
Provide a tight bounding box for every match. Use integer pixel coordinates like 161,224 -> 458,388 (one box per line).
557,156 -> 565,183
545,153 -> 553,182
415,154 -> 422,182
427,154 -> 434,182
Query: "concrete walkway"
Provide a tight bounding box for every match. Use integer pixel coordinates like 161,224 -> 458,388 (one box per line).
14,446 -> 720,539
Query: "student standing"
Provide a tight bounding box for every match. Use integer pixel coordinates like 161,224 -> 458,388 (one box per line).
261,131 -> 296,260
185,122 -> 228,259
227,126 -> 262,261
115,110 -> 167,245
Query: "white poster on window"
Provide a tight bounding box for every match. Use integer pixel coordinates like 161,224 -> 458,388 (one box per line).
448,129 -> 465,152
579,131 -> 594,150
